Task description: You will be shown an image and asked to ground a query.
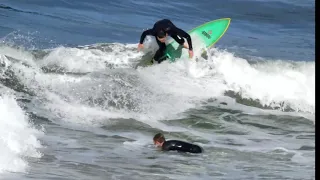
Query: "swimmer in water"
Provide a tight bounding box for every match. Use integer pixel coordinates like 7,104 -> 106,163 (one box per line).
153,133 -> 203,153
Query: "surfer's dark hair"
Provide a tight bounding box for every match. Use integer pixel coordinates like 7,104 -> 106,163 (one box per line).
156,29 -> 166,38
153,133 -> 165,143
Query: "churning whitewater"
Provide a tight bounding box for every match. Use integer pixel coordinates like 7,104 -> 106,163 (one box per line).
0,40 -> 315,179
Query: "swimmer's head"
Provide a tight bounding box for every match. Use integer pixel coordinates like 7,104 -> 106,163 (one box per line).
153,133 -> 165,147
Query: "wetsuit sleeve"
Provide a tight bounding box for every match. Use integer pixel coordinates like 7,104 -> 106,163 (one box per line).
173,28 -> 193,50
139,29 -> 154,44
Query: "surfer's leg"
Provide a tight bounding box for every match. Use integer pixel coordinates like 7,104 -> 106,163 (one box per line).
153,38 -> 167,64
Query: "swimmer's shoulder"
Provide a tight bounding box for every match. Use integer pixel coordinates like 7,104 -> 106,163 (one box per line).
162,140 -> 193,149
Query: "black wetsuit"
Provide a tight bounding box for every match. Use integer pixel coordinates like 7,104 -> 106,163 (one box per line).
162,140 -> 203,153
139,19 -> 193,63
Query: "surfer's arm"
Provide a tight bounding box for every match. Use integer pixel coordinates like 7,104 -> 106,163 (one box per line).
174,28 -> 193,50
139,29 -> 154,44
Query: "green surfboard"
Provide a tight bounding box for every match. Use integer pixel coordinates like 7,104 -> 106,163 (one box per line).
164,18 -> 231,62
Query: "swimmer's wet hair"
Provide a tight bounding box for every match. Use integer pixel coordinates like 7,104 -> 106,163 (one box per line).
153,133 -> 165,143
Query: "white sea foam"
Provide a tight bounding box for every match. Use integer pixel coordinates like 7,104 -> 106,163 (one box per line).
0,95 -> 43,174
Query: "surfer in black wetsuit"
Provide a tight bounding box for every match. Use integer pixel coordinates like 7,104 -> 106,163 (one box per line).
138,19 -> 194,64
153,133 -> 203,154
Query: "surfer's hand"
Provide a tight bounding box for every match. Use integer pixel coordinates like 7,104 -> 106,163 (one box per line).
189,50 -> 194,58
138,43 -> 144,51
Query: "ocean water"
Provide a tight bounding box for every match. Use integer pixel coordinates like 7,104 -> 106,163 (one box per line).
0,0 -> 315,180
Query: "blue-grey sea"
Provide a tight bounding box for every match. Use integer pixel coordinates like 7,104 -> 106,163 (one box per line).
0,0 -> 315,180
